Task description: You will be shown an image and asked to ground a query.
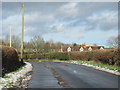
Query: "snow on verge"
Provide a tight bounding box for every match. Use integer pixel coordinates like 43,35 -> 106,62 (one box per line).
0,62 -> 33,89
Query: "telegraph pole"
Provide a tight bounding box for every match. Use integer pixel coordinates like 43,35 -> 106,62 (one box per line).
21,2 -> 24,61
9,24 -> 12,47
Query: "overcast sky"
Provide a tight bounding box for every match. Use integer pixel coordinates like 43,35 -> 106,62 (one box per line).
1,2 -> 118,47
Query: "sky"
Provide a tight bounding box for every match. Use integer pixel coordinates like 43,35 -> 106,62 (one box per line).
1,2 -> 118,47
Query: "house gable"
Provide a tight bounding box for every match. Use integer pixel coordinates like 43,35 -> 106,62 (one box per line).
100,46 -> 104,50
67,46 -> 72,52
88,46 -> 92,51
79,47 -> 84,52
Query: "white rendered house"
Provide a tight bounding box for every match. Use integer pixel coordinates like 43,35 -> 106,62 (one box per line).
67,47 -> 72,52
79,47 -> 84,52
88,46 -> 92,51
100,46 -> 104,50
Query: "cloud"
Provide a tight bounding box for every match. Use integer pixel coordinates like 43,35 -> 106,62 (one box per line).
2,13 -> 22,38
49,23 -> 65,32
2,2 -> 118,44
54,24 -> 64,31
43,27 -> 85,43
25,12 -> 54,24
86,10 -> 118,31
59,2 -> 79,19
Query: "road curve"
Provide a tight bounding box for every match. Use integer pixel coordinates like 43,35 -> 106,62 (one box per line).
28,61 -> 119,88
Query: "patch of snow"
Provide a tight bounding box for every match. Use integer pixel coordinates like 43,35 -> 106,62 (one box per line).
0,62 -> 33,89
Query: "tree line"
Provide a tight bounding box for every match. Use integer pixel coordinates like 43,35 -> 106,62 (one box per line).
0,35 -> 119,54
0,35 -> 65,53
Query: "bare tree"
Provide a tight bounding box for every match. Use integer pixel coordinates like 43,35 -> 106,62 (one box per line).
43,42 -> 51,53
0,39 -> 5,45
3,35 -> 21,49
24,42 -> 33,53
30,36 -> 45,53
107,35 -> 120,48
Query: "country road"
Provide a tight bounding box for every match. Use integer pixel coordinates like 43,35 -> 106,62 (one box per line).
28,61 -> 119,88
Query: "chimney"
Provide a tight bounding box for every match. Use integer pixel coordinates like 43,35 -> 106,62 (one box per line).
82,43 -> 86,48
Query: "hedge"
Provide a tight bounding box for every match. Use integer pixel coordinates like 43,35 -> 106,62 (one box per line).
69,50 -> 120,66
1,46 -> 25,76
23,52 -> 69,60
22,49 -> 120,66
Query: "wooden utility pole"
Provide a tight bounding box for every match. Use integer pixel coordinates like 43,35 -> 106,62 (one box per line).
21,2 -> 24,60
9,24 -> 12,47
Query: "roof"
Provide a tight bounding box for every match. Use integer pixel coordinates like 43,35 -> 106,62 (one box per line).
61,45 -> 104,52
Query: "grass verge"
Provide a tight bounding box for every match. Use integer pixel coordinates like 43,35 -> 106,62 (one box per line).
67,60 -> 120,72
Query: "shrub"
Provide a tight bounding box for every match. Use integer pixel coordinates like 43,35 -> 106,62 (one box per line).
1,46 -> 24,76
56,52 -> 69,60
69,50 -> 119,66
93,50 -> 114,65
69,51 -> 94,61
23,52 -> 69,60
113,49 -> 120,66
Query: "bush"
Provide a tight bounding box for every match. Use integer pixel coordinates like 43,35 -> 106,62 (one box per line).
69,51 -> 94,61
55,53 -> 69,60
1,46 -> 24,76
69,50 -> 119,66
23,52 -> 69,60
93,50 -> 114,65
113,49 -> 120,66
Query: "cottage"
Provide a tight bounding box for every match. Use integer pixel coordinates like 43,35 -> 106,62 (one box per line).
100,46 -> 104,50
60,48 -> 63,52
88,46 -> 92,51
91,46 -> 104,51
67,46 -> 72,52
60,44 -> 104,52
60,46 -> 69,52
79,47 -> 84,52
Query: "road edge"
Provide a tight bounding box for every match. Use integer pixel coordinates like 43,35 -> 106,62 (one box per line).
52,61 -> 120,76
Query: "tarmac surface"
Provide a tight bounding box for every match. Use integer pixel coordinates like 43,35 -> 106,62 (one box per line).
28,61 -> 119,88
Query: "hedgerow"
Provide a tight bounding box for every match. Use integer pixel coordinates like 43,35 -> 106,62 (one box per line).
22,49 -> 119,66
1,46 -> 25,76
69,49 -> 119,66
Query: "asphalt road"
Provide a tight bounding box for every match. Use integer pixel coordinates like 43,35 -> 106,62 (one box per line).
28,61 -> 119,88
